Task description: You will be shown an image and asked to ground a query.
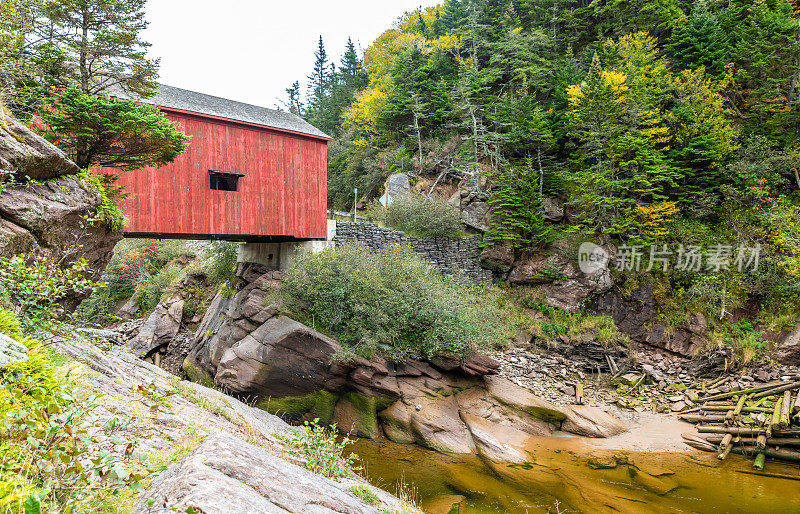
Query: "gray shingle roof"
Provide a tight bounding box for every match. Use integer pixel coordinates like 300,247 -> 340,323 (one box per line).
117,84 -> 331,140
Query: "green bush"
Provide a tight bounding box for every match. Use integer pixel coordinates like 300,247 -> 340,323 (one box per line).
78,239 -> 198,322
284,418 -> 358,481
282,243 -> 517,359
0,254 -> 102,327
384,193 -> 463,238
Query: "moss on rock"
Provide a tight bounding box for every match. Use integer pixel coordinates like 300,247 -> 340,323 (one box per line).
257,390 -> 338,425
181,359 -> 215,388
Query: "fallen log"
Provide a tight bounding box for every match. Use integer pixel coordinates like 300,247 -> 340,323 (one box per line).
732,446 -> 800,464
700,382 -> 787,402
696,426 -> 800,436
752,381 -> 800,400
753,453 -> 766,471
680,413 -> 727,423
687,433 -> 800,446
768,398 -> 783,439
781,391 -> 792,428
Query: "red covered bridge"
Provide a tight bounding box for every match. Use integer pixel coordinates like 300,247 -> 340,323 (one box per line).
104,85 -> 331,241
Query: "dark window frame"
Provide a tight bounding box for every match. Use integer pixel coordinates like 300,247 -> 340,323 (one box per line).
209,170 -> 244,192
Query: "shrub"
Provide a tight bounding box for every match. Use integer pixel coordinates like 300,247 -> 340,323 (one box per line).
78,238 -> 198,322
205,242 -> 239,289
0,254 -> 102,326
384,193 -> 463,238
284,419 -> 358,481
282,243 -> 517,359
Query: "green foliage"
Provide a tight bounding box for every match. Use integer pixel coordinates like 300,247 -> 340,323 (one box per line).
485,161 -> 551,252
77,239 -> 197,323
76,170 -> 127,232
0,336 -> 146,511
282,243 -> 518,360
0,306 -> 23,337
0,254 -> 102,327
384,193 -> 463,238
205,242 -> 239,291
39,86 -> 190,170
283,419 -> 358,481
0,0 -> 158,118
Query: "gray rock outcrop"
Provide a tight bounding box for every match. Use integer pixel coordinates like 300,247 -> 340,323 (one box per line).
0,114 -> 79,181
594,285 -> 709,357
134,433 -> 395,514
508,249 -> 614,312
0,333 -> 28,366
776,319 -> 800,365
0,118 -> 122,311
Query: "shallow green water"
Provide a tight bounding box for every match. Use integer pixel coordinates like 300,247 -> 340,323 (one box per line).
349,437 -> 800,513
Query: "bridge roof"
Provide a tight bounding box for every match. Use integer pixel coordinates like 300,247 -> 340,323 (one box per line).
116,84 -> 331,140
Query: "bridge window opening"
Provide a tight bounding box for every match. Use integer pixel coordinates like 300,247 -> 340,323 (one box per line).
209,171 -> 243,192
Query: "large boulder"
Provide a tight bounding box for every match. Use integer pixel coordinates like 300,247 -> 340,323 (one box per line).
775,319 -> 800,365
128,294 -> 184,357
462,200 -> 490,232
379,173 -> 411,207
215,316 -> 344,398
542,197 -> 564,222
0,176 -> 122,309
479,245 -> 515,273
0,333 -> 28,366
0,114 -> 79,181
484,376 -> 567,424
134,433 -> 395,513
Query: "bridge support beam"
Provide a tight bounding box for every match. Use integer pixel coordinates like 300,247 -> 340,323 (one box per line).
237,220 -> 336,271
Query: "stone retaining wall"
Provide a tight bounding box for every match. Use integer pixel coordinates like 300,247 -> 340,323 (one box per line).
334,222 -> 492,284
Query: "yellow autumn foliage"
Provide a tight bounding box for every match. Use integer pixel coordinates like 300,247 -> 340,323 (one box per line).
634,201 -> 679,238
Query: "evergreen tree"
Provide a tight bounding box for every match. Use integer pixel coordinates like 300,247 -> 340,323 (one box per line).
667,2 -> 730,75
307,35 -> 331,107
40,86 -> 189,170
284,81 -> 303,115
39,0 -> 158,96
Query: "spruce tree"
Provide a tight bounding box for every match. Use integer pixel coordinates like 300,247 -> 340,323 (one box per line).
40,0 -> 158,96
307,35 -> 331,107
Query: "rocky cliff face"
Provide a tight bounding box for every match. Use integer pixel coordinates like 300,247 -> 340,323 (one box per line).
180,264 -> 628,459
593,285 -> 710,357
0,114 -> 122,310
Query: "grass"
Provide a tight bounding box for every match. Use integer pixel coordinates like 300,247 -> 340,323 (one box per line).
350,484 -> 381,505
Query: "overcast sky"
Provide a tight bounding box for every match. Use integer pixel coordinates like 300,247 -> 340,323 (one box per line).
143,0 -> 441,109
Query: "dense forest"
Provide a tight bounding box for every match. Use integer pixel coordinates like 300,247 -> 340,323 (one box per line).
293,0 -> 800,348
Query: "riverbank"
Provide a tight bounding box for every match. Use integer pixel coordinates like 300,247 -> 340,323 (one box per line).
42,330 -> 417,513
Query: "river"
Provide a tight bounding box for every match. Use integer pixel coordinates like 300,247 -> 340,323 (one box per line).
349,430 -> 800,513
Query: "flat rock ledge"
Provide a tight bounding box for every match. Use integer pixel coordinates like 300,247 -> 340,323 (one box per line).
134,433 -> 397,514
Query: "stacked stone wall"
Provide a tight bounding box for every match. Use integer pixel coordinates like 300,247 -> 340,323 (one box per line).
334,222 -> 492,284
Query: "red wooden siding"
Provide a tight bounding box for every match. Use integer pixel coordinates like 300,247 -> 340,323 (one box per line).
102,109 -> 328,240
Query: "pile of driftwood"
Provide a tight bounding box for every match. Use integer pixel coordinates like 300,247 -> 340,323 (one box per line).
680,378 -> 800,470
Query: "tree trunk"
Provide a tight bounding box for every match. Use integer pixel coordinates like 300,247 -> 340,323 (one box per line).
537,144 -> 544,197
80,8 -> 90,94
